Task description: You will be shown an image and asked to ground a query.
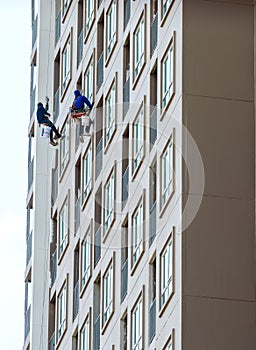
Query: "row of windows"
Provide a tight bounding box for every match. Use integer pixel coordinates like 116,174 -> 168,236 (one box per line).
55,229 -> 174,349
57,130 -> 174,263
58,1 -> 175,108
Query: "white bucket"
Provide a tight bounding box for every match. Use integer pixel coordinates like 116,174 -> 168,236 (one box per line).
82,115 -> 90,126
41,125 -> 51,138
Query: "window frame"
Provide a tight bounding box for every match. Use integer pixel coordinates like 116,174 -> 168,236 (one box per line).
85,0 -> 95,37
130,288 -> 144,350
132,102 -> 145,177
161,0 -> 175,26
102,255 -> 115,332
58,195 -> 69,260
159,231 -> 174,315
83,54 -> 95,105
133,6 -> 146,87
82,143 -> 93,207
60,119 -> 70,177
57,277 -> 68,345
79,309 -> 91,350
160,34 -> 175,117
61,33 -> 72,96
104,78 -> 117,149
62,0 -> 72,19
103,168 -> 115,237
106,0 -> 117,63
131,195 -> 145,274
160,133 -> 175,214
163,328 -> 175,350
80,227 -> 92,295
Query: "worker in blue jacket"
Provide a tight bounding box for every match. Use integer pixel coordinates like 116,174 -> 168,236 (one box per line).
71,90 -> 94,112
36,98 -> 62,146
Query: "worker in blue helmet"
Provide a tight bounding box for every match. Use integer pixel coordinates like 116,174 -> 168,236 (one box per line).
71,90 -> 94,112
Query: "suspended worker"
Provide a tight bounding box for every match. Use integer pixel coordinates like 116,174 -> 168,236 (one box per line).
36,97 -> 63,146
70,90 -> 94,136
71,89 -> 94,112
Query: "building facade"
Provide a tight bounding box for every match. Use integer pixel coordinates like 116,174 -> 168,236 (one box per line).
24,0 -> 256,349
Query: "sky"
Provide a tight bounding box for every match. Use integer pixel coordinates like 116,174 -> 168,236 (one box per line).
0,0 -> 30,348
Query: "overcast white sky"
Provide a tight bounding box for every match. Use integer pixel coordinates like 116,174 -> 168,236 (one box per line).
0,0 -> 30,348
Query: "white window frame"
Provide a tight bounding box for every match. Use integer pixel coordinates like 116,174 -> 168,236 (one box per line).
103,262 -> 113,326
161,137 -> 174,208
80,314 -> 90,350
162,0 -> 174,18
105,82 -> 116,145
133,107 -> 144,173
132,201 -> 143,267
59,200 -> 69,257
57,282 -> 67,341
104,171 -> 115,233
131,296 -> 143,350
107,0 -> 117,56
160,234 -> 174,308
62,38 -> 71,93
134,17 -> 145,80
84,58 -> 94,104
85,0 -> 94,34
83,145 -> 92,203
81,231 -> 91,290
63,0 -> 71,15
60,121 -> 70,173
162,42 -> 174,109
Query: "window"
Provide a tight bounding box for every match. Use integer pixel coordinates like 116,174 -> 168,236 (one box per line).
85,0 -> 94,34
161,137 -> 174,208
60,121 -> 70,173
80,314 -> 90,350
107,1 -> 117,57
160,234 -> 173,308
133,107 -> 144,174
83,145 -> 92,203
162,0 -> 174,18
84,58 -> 94,103
62,37 -> 71,93
103,261 -> 114,327
134,17 -> 145,80
57,281 -> 67,341
131,296 -> 143,350
132,201 -> 143,267
105,82 -> 116,145
81,231 -> 91,290
163,331 -> 174,350
104,171 -> 115,233
59,200 -> 69,257
161,41 -> 174,109
63,0 -> 72,15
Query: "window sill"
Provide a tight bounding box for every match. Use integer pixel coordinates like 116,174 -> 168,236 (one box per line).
58,241 -> 69,265
158,288 -> 174,318
105,39 -> 117,67
131,155 -> 145,182
160,1 -> 175,28
104,127 -> 116,154
84,18 -> 95,45
132,61 -> 146,91
159,89 -> 175,121
130,249 -> 144,276
101,309 -> 114,335
80,274 -> 92,298
159,187 -> 175,219
103,216 -> 115,243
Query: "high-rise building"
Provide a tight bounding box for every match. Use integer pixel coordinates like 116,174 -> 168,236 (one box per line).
24,1 -> 256,349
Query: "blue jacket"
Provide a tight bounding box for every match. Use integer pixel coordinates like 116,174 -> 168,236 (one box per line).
36,103 -> 50,124
72,90 -> 92,110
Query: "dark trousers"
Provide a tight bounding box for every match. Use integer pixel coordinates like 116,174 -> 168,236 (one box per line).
42,119 -> 61,142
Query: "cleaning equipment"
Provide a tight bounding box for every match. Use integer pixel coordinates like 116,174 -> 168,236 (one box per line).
40,125 -> 52,138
